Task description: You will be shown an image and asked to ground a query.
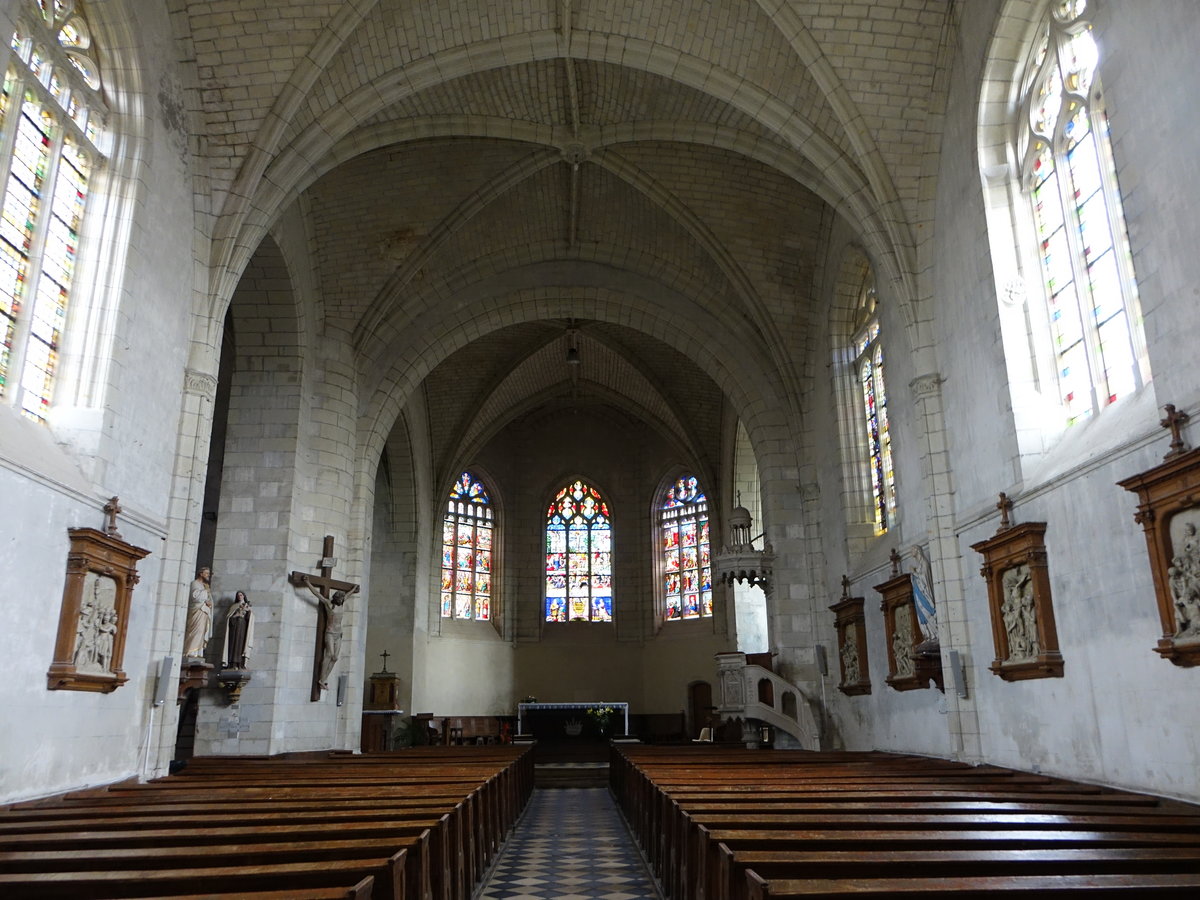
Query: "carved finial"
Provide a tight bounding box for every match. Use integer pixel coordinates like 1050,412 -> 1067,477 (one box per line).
103,496 -> 123,539
997,492 -> 1014,532
1161,404 -> 1190,459
840,574 -> 851,599
889,548 -> 902,577
379,649 -> 391,674
736,489 -> 742,507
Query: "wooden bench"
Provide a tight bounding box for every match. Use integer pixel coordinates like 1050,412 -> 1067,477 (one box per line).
610,746 -> 1200,900
0,747 -> 534,900
719,847 -> 1200,900
745,870 -> 1200,898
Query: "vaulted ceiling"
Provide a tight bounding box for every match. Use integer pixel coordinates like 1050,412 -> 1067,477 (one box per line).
179,0 -> 954,476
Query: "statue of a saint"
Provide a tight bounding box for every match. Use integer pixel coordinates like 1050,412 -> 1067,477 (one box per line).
301,576 -> 359,690
183,566 -> 214,658
222,591 -> 254,669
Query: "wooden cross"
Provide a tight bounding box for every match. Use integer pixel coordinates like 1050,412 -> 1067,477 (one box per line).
997,492 -> 1014,532
290,535 -> 359,702
103,496 -> 122,539
889,547 -> 902,577
840,574 -> 851,599
379,650 -> 391,674
1161,403 -> 1190,459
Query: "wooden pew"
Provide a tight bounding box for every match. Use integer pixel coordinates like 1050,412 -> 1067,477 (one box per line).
745,870 -> 1200,898
609,745 -> 1200,900
0,747 -> 534,900
0,850 -> 406,899
719,846 -> 1200,900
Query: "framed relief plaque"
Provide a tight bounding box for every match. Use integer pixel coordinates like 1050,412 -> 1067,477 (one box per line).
1118,443 -> 1200,667
830,583 -> 870,695
971,517 -> 1064,681
47,527 -> 150,692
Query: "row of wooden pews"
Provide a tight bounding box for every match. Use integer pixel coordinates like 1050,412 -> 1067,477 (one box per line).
611,745 -> 1200,899
0,745 -> 533,900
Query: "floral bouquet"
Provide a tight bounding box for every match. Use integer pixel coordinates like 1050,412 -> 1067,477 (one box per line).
586,705 -> 616,735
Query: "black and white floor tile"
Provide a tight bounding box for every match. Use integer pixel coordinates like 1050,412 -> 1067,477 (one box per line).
477,788 -> 663,899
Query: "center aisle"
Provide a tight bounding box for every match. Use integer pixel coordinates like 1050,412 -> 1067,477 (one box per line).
477,787 -> 663,899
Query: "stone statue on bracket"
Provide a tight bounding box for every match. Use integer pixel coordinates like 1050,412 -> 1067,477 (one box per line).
222,591 -> 254,669
183,566 -> 214,658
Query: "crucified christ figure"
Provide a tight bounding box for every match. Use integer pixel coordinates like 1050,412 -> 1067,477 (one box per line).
301,576 -> 359,690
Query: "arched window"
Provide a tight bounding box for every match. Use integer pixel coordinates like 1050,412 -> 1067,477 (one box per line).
1019,1 -> 1147,423
660,475 -> 712,620
851,272 -> 895,534
440,471 -> 493,620
1,0 -> 106,422
545,479 -> 612,622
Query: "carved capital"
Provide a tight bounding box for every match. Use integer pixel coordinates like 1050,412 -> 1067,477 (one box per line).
1134,508 -> 1155,526
909,372 -> 943,399
184,369 -> 218,399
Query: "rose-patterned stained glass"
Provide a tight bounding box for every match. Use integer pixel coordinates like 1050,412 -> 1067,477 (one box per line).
546,479 -> 612,622
1020,0 -> 1146,425
661,475 -> 712,620
0,1 -> 104,419
440,472 -> 494,621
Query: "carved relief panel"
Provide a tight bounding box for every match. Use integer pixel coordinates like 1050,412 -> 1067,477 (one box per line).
971,521 -> 1064,681
1119,444 -> 1200,667
48,527 -> 150,692
875,572 -> 922,691
830,591 -> 870,695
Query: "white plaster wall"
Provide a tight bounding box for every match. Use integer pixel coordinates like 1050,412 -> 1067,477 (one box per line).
928,2 -> 1200,800
0,1 -> 196,802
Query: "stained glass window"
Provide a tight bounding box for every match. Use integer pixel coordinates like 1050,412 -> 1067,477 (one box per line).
440,472 -> 494,621
545,479 -> 612,622
1019,0 -> 1146,425
852,274 -> 895,534
661,475 -> 712,620
0,0 -> 104,421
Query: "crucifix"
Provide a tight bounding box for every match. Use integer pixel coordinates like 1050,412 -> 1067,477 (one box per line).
103,496 -> 123,539
1160,403 -> 1190,459
290,535 -> 360,702
996,492 -> 1014,532
889,547 -> 902,577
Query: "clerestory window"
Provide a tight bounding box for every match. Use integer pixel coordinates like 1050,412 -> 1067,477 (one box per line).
0,0 -> 106,422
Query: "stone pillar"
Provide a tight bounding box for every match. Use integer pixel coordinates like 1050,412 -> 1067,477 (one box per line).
910,372 -> 981,760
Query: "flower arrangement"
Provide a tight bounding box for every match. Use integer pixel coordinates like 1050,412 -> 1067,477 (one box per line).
586,705 -> 616,734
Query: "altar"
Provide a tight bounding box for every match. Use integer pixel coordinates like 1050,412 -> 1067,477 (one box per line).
517,701 -> 629,736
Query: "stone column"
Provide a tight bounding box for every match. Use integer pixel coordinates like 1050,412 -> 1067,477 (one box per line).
910,372 -> 981,760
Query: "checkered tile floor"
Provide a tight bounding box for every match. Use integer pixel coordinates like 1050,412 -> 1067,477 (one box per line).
476,788 -> 663,899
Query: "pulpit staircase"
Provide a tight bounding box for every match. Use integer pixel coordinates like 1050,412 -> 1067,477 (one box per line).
715,651 -> 820,749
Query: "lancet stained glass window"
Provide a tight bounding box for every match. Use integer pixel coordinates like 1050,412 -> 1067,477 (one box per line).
852,275 -> 895,534
661,475 -> 712,620
545,480 -> 612,622
440,472 -> 493,621
0,0 -> 104,422
1019,0 -> 1146,425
